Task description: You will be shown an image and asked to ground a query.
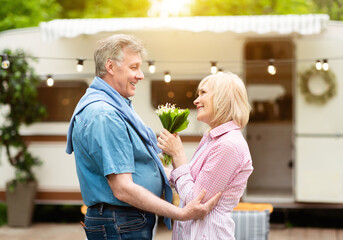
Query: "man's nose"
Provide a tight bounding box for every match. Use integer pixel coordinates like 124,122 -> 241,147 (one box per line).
137,69 -> 144,80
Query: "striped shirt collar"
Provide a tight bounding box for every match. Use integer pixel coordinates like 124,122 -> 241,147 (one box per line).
208,121 -> 241,139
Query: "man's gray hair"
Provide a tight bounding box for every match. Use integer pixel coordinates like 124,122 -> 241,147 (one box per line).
94,34 -> 147,77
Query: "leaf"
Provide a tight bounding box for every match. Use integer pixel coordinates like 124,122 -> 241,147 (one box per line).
173,119 -> 190,133
169,109 -> 190,133
158,111 -> 171,129
0,48 -> 46,185
156,104 -> 190,148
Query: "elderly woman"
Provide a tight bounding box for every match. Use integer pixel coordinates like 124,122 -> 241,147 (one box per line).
158,72 -> 254,240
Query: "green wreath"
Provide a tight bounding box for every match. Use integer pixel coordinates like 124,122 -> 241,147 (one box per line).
299,66 -> 337,105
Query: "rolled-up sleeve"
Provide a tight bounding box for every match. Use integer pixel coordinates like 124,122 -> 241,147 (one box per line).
87,111 -> 135,176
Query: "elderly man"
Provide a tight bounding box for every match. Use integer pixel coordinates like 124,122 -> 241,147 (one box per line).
66,34 -> 220,240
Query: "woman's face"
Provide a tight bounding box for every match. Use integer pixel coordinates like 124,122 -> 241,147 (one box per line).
193,82 -> 215,127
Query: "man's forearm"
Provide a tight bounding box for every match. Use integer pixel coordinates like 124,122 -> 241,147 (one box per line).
107,173 -> 220,221
107,173 -> 185,220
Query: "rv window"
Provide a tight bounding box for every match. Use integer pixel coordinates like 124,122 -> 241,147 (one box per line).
244,40 -> 294,122
37,81 -> 88,122
245,40 -> 293,84
151,80 -> 200,109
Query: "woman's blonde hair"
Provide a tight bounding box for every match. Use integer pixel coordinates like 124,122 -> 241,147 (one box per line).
198,72 -> 251,128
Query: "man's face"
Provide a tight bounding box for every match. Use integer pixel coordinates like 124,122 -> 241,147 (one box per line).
111,47 -> 144,98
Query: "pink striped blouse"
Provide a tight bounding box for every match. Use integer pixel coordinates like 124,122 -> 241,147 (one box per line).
169,121 -> 253,240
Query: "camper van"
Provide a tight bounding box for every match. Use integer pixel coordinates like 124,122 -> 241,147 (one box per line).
0,14 -> 342,207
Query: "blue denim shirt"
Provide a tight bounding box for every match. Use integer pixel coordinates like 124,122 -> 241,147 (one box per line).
72,99 -> 163,207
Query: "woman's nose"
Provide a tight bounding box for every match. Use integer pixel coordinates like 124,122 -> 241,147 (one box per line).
193,96 -> 199,106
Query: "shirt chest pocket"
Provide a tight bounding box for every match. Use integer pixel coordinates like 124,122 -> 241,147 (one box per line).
125,125 -> 153,164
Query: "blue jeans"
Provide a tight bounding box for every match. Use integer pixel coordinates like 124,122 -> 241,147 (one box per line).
83,206 -> 156,240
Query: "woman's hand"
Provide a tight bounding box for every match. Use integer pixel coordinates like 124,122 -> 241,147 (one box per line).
157,129 -> 187,168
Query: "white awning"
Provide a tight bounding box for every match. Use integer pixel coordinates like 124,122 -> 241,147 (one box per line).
40,14 -> 329,42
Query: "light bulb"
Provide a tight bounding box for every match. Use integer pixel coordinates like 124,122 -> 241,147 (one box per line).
210,62 -> 217,74
77,59 -> 84,72
46,75 -> 54,87
322,59 -> 329,71
267,60 -> 276,75
315,60 -> 322,70
1,54 -> 10,69
148,61 -> 156,74
164,71 -> 171,83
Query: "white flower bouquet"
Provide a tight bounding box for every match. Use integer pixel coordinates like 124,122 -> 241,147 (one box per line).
156,103 -> 190,165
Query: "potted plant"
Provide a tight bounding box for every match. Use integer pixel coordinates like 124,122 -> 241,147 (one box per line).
0,49 -> 46,227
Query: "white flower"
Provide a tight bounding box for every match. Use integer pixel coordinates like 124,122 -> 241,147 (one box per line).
156,103 -> 176,115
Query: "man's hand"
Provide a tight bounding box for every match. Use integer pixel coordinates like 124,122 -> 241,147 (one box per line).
108,173 -> 221,222
179,190 -> 221,221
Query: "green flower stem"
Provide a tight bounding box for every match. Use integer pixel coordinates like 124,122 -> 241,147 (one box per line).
163,153 -> 172,166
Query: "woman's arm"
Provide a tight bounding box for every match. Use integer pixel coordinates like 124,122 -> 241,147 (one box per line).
188,142 -> 241,203
158,130 -> 240,205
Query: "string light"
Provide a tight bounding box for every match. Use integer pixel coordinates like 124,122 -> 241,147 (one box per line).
1,54 -> 10,69
267,59 -> 277,75
0,54 -> 341,77
147,60 -> 156,74
76,58 -> 85,72
322,59 -> 329,71
46,75 -> 54,87
315,59 -> 322,70
210,61 -> 217,74
164,71 -> 171,83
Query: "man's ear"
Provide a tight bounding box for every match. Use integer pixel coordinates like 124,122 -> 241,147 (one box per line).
105,59 -> 115,75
